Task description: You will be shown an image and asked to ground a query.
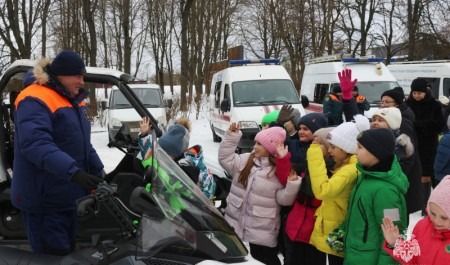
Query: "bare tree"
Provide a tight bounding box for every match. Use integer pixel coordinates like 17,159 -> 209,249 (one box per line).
239,0 -> 283,59
309,0 -> 342,56
373,0 -> 408,64
406,0 -> 431,60
340,0 -> 380,56
146,0 -> 176,92
40,0 -> 52,57
0,0 -> 51,60
270,0 -> 309,92
179,0 -> 194,111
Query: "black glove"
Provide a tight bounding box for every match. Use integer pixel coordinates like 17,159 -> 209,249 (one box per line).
71,170 -> 103,191
276,104 -> 294,124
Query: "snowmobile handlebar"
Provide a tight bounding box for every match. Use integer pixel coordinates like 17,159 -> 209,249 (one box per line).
77,195 -> 95,217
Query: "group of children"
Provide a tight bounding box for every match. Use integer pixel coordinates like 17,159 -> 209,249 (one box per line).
217,70 -> 450,265
136,69 -> 449,265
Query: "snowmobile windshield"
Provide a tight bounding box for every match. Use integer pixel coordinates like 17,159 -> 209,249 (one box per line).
136,145 -> 247,262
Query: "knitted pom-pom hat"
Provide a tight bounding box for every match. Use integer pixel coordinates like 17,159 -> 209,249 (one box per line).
327,115 -> 370,154
254,127 -> 286,156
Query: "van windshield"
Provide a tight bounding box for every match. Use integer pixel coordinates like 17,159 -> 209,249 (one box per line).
112,88 -> 163,109
232,80 -> 300,106
347,81 -> 400,105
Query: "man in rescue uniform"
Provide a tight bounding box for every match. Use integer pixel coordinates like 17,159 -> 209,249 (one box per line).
323,85 -> 343,126
352,86 -> 370,115
12,50 -> 104,255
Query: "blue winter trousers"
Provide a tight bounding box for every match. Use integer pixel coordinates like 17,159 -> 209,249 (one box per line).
22,210 -> 77,255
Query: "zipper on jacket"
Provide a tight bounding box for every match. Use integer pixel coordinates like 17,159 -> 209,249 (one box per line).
343,172 -> 361,244
357,197 -> 369,243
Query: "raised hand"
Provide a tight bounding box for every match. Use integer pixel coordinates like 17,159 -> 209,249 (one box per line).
276,140 -> 288,158
277,105 -> 294,124
338,69 -> 358,100
140,116 -> 152,136
381,217 -> 400,247
229,122 -> 240,133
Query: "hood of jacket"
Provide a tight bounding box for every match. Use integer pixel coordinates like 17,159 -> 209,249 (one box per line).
356,156 -> 409,195
32,58 -> 88,105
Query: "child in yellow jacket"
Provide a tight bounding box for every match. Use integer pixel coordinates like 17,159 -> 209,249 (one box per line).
308,115 -> 369,265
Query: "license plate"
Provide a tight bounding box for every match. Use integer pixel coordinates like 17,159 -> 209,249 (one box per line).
130,128 -> 140,133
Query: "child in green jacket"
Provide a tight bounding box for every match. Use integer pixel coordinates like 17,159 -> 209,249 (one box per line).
342,128 -> 409,265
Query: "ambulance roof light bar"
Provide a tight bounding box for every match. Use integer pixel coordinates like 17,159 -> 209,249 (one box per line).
229,59 -> 281,65
309,53 -> 352,64
342,57 -> 385,63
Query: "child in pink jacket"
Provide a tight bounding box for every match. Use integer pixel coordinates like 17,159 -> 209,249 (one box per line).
219,123 -> 301,265
382,175 -> 450,265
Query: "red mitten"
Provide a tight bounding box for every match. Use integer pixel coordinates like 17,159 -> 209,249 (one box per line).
338,69 -> 357,100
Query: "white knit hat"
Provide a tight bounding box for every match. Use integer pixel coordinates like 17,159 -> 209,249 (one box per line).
326,115 -> 370,154
372,107 -> 402,130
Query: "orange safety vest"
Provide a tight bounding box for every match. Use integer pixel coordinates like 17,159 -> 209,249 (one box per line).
329,94 -> 341,102
356,95 -> 366,103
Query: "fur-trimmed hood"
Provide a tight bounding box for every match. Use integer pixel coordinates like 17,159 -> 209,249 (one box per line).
32,58 -> 52,85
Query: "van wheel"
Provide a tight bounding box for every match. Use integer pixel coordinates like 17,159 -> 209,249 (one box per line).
210,123 -> 221,142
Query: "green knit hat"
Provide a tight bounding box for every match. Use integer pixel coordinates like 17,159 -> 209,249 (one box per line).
261,110 -> 280,126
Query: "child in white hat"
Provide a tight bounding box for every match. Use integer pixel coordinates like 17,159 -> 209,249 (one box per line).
218,123 -> 301,265
307,115 -> 370,264
371,107 -> 414,158
382,175 -> 450,264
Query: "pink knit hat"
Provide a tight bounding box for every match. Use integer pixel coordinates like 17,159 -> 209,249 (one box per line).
255,127 -> 286,156
428,175 -> 450,218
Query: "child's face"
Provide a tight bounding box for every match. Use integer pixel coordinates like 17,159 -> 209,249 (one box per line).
371,115 -> 390,129
298,125 -> 314,142
261,124 -> 270,130
355,143 -> 379,167
254,141 -> 270,158
328,144 -> 348,163
428,202 -> 450,230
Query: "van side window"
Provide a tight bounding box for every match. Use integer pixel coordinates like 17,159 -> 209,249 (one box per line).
421,77 -> 439,98
214,81 -> 222,108
314,84 -> 329,103
224,84 -> 230,101
444,78 -> 450,97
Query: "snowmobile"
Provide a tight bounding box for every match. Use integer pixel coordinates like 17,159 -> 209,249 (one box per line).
0,143 -> 251,264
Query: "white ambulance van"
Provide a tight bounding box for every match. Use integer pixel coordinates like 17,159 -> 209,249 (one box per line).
209,59 -> 307,152
107,83 -> 168,141
300,54 -> 399,118
387,60 -> 450,97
